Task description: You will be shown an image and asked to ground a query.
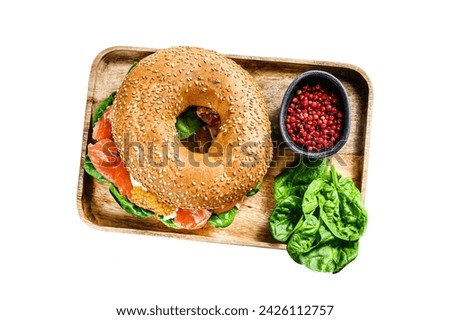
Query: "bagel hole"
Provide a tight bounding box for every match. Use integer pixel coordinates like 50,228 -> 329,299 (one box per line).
177,106 -> 221,154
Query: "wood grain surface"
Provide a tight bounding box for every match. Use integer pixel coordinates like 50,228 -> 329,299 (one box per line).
76,46 -> 373,249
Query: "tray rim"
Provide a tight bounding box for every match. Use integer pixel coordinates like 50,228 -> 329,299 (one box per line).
76,45 -> 373,247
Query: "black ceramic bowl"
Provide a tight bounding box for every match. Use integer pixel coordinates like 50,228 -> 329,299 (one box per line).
279,70 -> 350,159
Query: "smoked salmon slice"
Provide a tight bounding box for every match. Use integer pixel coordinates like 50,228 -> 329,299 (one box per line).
92,107 -> 112,141
88,138 -> 133,199
89,105 -> 132,198
173,208 -> 212,230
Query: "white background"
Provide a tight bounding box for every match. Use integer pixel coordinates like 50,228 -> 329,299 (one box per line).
1,1 -> 449,319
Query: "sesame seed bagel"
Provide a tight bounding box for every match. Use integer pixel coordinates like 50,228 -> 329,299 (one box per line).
111,46 -> 272,210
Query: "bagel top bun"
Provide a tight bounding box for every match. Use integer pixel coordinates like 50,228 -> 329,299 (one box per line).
111,47 -> 272,210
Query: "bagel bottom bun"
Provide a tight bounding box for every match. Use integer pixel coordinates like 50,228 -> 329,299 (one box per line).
86,46 -> 273,230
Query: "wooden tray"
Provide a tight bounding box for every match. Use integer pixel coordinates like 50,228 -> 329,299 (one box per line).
77,46 -> 373,249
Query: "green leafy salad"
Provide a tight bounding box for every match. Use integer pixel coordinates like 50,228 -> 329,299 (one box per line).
269,158 -> 368,273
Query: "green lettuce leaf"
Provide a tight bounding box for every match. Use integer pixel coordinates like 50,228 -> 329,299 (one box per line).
208,207 -> 238,228
127,61 -> 138,74
175,107 -> 205,140
269,195 -> 303,242
288,224 -> 359,274
247,180 -> 263,197
84,155 -> 108,183
157,216 -> 181,229
329,166 -> 368,241
92,91 -> 116,126
109,184 -> 153,219
302,166 -> 368,242
273,158 -> 329,203
288,214 -> 321,253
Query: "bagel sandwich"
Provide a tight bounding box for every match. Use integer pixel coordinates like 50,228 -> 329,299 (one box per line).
84,47 -> 273,230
